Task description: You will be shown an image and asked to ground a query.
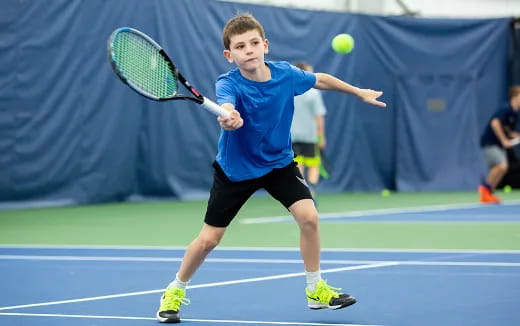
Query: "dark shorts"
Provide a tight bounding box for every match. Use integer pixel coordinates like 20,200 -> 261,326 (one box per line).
292,142 -> 316,158
204,161 -> 313,227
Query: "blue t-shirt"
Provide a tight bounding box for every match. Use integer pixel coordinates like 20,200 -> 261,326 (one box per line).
215,61 -> 316,181
480,104 -> 519,148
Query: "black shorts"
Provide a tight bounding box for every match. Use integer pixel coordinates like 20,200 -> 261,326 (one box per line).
292,142 -> 316,158
204,161 -> 313,227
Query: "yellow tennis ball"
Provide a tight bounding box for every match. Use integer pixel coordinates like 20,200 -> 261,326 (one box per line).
381,189 -> 391,197
331,34 -> 354,54
504,185 -> 512,193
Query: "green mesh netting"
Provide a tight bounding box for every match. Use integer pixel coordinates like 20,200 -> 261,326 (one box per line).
112,31 -> 177,98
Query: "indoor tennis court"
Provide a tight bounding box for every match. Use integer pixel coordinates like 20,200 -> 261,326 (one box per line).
1,245 -> 519,326
1,193 -> 520,325
2,0 -> 520,325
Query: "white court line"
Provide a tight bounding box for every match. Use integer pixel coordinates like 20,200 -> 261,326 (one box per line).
1,255 -> 520,267
1,244 -> 520,254
0,262 -> 398,311
0,312 -> 381,326
240,201 -> 520,224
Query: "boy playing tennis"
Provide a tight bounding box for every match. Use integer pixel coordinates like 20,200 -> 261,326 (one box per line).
157,13 -> 386,323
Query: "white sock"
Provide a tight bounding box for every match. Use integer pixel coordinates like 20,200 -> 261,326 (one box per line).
305,270 -> 322,292
168,273 -> 189,290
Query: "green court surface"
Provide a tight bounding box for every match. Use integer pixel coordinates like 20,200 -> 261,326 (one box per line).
1,191 -> 519,250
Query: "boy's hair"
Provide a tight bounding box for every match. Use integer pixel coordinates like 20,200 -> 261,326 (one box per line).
510,85 -> 520,99
222,13 -> 265,50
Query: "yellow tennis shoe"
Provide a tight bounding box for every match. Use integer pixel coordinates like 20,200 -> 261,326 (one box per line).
306,280 -> 356,310
156,287 -> 190,323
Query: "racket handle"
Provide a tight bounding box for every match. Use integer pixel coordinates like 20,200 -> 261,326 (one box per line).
201,97 -> 231,119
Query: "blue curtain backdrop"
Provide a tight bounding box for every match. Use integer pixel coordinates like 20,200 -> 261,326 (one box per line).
0,0 -> 511,206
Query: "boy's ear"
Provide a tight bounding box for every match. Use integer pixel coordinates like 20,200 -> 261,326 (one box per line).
223,49 -> 234,63
264,39 -> 269,54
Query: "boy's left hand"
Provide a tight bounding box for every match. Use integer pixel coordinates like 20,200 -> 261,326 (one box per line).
357,89 -> 387,108
218,110 -> 243,130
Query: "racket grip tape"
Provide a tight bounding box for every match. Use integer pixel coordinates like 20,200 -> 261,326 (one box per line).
201,97 -> 231,119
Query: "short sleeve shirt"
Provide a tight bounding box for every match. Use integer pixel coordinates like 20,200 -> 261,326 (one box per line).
481,105 -> 519,148
215,61 -> 316,181
291,88 -> 327,143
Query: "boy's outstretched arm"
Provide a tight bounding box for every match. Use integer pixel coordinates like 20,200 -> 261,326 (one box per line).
314,73 -> 386,108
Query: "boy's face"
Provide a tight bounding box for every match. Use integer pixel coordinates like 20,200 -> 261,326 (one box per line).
223,29 -> 269,72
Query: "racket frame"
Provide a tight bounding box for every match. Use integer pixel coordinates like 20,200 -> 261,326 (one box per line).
107,27 -> 230,118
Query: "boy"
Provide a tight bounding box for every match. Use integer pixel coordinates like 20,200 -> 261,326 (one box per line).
479,85 -> 520,203
291,62 -> 327,202
157,13 -> 386,323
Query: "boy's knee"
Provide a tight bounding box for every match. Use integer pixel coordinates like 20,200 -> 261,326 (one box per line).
297,212 -> 319,231
497,162 -> 508,172
196,235 -> 221,252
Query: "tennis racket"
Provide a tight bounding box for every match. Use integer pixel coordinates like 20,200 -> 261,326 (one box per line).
107,27 -> 230,118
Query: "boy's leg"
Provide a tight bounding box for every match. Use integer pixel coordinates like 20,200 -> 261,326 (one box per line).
178,224 -> 227,282
306,165 -> 320,205
480,146 -> 507,203
157,224 -> 227,323
157,162 -> 259,323
262,162 -> 319,272
292,142 -> 306,177
306,166 -> 320,185
288,199 -> 320,272
305,145 -> 322,186
264,162 -> 356,310
487,162 -> 508,189
479,163 -> 507,204
297,162 -> 306,177
290,199 -> 356,310
303,148 -> 322,204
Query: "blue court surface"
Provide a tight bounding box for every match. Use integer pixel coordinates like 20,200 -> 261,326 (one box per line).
320,203 -> 520,223
240,203 -> 520,224
1,246 -> 519,326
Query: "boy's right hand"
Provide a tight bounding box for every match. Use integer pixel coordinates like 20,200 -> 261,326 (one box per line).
218,110 -> 243,130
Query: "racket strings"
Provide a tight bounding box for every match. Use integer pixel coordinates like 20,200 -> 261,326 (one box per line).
113,32 -> 177,98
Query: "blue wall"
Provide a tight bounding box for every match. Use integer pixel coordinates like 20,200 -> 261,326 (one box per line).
0,0 -> 512,206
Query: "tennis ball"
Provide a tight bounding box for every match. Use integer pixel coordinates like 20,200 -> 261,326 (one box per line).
381,189 -> 391,197
331,34 -> 354,54
504,185 -> 512,193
